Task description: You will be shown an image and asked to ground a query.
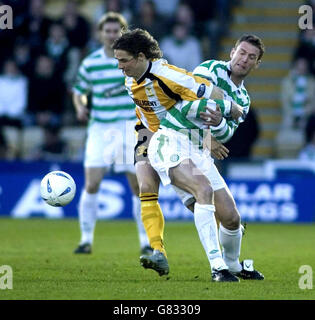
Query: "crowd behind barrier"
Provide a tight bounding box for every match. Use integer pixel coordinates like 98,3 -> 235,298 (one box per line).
0,0 -> 238,161
0,0 -> 314,162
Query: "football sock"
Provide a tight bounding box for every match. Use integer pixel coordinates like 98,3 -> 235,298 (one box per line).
132,195 -> 150,249
140,193 -> 166,256
219,224 -> 242,273
194,203 -> 227,272
78,190 -> 98,245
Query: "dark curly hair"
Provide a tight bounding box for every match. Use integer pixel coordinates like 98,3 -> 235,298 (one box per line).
112,28 -> 162,59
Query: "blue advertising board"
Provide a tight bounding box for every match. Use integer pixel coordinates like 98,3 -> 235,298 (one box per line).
0,161 -> 314,222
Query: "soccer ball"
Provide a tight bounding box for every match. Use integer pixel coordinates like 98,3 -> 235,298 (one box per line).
40,171 -> 76,207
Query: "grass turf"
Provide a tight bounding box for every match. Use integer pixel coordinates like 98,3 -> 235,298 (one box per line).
0,218 -> 314,300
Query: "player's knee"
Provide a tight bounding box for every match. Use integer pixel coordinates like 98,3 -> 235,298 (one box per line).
138,181 -> 158,194
85,181 -> 100,194
138,174 -> 159,194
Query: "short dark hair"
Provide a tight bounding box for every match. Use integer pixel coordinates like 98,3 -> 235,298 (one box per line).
112,28 -> 162,59
235,34 -> 265,60
97,12 -> 128,32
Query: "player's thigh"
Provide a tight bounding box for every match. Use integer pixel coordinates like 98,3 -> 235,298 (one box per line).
84,167 -> 107,193
214,187 -> 240,229
134,123 -> 159,194
135,161 -> 160,194
169,159 -> 213,204
126,172 -> 139,195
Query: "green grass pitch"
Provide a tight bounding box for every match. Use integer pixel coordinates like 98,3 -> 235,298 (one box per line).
0,218 -> 315,300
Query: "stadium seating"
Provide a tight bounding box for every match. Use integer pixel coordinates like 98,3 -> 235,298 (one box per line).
60,126 -> 86,161
21,126 -> 44,158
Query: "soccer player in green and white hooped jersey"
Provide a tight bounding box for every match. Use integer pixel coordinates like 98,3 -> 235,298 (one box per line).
72,12 -> 151,255
172,34 -> 266,280
193,58 -> 250,144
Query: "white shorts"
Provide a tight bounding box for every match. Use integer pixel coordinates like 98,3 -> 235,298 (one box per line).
84,120 -> 136,173
147,127 -> 226,205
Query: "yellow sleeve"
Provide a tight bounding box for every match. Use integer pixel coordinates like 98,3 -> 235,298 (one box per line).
153,63 -> 213,101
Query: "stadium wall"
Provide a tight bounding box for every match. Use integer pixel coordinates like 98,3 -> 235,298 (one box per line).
0,161 -> 314,223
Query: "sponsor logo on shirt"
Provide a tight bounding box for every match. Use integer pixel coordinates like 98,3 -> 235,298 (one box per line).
197,83 -> 206,98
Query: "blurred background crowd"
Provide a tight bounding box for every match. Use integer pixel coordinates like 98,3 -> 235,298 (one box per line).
0,0 -> 314,163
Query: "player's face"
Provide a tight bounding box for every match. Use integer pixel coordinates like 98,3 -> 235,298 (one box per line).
114,49 -> 147,79
230,41 -> 261,77
100,22 -> 122,47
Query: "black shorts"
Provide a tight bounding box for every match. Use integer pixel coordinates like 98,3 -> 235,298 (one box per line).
134,121 -> 155,164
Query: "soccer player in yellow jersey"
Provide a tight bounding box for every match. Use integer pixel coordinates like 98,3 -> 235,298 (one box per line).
113,29 -> 242,281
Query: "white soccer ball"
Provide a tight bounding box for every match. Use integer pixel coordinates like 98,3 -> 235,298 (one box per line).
40,171 -> 76,207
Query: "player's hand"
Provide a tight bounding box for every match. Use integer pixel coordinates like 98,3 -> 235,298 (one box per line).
200,105 -> 222,126
76,105 -> 89,122
231,102 -> 245,122
203,133 -> 229,160
210,136 -> 229,160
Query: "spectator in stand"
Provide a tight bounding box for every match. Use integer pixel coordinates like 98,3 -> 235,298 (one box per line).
130,0 -> 168,41
44,23 -> 81,93
280,57 -> 315,130
160,23 -> 202,71
140,0 -> 180,19
58,0 -> 91,51
0,0 -> 28,69
275,57 -> 315,157
44,23 -> 71,79
294,29 -> 315,76
13,38 -> 33,78
184,0 -> 217,37
93,0 -> 133,24
20,0 -> 54,57
0,60 -> 28,130
26,55 -> 65,128
170,1 -> 196,35
184,0 -> 233,58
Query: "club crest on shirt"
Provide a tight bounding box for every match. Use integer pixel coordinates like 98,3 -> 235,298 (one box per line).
145,86 -> 155,97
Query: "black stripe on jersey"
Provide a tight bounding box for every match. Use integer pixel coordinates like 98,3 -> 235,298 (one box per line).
147,73 -> 181,102
137,61 -> 152,84
136,60 -> 181,102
